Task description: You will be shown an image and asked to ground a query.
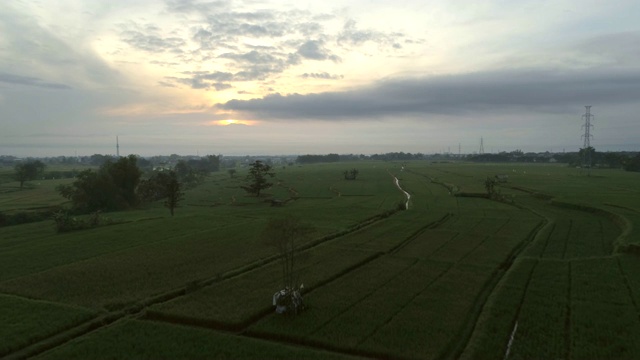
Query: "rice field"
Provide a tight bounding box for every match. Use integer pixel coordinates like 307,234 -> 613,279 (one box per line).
1,161 -> 639,359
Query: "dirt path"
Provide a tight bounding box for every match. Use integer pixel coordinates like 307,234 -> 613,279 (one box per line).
392,174 -> 411,210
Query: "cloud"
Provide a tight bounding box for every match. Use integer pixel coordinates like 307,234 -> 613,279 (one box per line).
0,73 -> 72,90
338,19 -> 404,49
165,0 -> 228,14
297,40 -> 341,62
301,72 -> 344,80
120,30 -> 186,53
218,68 -> 640,120
165,75 -> 232,91
219,50 -> 281,64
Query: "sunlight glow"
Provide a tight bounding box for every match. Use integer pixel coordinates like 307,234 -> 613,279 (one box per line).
213,119 -> 257,126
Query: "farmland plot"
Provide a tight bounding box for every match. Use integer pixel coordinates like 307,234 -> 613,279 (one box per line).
0,219 -> 275,309
508,260 -> 569,359
3,161 -> 640,360
247,195 -> 542,359
460,258 -> 539,359
35,320 -> 359,360
0,294 -> 96,357
569,258 -> 640,358
250,258 -> 454,358
148,246 -> 379,328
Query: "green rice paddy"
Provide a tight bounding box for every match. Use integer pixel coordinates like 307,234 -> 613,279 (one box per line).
1,161 -> 639,359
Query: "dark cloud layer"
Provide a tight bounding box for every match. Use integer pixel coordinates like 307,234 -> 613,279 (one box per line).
0,73 -> 71,90
218,68 -> 640,120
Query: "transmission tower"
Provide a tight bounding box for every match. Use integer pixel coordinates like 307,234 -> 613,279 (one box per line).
479,137 -> 485,154
581,106 -> 594,175
116,136 -> 120,157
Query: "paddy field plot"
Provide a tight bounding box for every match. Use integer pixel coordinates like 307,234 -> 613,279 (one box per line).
1,161 -> 639,359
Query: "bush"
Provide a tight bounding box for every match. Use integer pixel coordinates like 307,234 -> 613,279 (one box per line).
52,210 -> 114,233
0,210 -> 54,227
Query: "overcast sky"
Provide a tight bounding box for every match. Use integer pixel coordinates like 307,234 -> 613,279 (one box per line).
1,0 -> 639,157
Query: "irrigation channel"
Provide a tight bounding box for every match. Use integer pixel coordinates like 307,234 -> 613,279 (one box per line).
392,172 -> 411,209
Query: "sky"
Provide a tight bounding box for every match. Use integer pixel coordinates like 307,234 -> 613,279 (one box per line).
1,0 -> 639,157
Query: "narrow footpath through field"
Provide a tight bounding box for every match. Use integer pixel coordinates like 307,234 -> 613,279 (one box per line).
391,171 -> 411,210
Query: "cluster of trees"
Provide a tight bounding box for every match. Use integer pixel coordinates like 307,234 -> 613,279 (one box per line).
296,152 -> 425,164
174,155 -> 220,187
369,152 -> 424,161
297,154 -> 340,164
14,160 -> 46,188
568,148 -> 640,171
56,155 -> 186,216
624,153 -> 640,172
57,155 -> 142,212
468,150 -> 554,163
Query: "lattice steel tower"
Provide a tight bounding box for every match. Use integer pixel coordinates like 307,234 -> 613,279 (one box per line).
581,106 -> 594,174
479,137 -> 485,154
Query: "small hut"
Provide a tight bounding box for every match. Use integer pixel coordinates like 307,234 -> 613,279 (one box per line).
495,174 -> 509,183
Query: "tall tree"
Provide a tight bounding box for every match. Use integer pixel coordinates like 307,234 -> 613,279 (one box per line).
14,160 -> 45,189
241,160 -> 275,197
164,171 -> 184,216
262,217 -> 314,292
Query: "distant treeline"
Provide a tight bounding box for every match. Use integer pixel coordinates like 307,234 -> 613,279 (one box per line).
468,149 -> 640,172
297,154 -> 340,164
296,152 -> 425,164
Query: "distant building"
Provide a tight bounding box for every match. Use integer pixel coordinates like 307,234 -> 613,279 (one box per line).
495,174 -> 509,183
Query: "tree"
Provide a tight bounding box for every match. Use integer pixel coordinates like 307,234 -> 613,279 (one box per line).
579,146 -> 596,168
241,160 -> 274,197
138,172 -> 172,203
57,155 -> 141,212
343,168 -> 359,180
484,177 -> 497,197
174,160 -> 203,187
228,169 -> 237,178
623,153 -> 640,172
164,171 -> 184,216
262,217 -> 314,315
14,160 -> 45,189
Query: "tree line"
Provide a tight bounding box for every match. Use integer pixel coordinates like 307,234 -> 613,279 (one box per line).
55,155 -> 221,216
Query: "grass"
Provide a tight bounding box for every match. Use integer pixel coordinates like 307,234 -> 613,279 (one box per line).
35,319 -> 361,360
149,246 -> 379,328
0,294 -> 96,357
1,160 -> 639,359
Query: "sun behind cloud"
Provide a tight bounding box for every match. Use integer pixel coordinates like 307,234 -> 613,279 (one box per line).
212,119 -> 257,126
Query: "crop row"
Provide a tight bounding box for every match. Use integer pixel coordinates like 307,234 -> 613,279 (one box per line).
525,211 -> 619,260
0,294 -> 96,357
463,255 -> 640,359
34,319 -> 358,360
358,263 -> 495,359
249,257 -> 456,359
148,246 -> 380,328
566,257 -> 640,357
459,258 -> 538,359
508,260 -> 569,359
0,219 -> 275,309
